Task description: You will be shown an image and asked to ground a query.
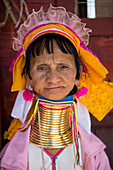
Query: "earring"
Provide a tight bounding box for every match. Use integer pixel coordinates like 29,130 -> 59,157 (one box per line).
76,86 -> 88,99
23,88 -> 38,102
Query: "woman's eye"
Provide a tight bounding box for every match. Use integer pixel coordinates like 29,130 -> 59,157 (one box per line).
37,66 -> 47,71
59,65 -> 69,70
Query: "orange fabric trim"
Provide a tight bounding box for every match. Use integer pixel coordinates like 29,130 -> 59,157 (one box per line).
23,24 -> 80,52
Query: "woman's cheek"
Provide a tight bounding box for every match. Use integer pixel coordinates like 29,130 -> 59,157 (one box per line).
31,73 -> 46,89
31,70 -> 41,81
63,70 -> 76,80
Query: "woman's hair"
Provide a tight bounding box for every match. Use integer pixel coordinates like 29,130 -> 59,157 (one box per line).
22,33 -> 81,95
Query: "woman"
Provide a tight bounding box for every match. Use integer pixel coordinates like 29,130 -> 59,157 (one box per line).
0,5 -> 112,170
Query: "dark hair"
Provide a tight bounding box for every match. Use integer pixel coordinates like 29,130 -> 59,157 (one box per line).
22,33 -> 81,95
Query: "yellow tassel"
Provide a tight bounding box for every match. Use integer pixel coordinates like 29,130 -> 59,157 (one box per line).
4,118 -> 22,140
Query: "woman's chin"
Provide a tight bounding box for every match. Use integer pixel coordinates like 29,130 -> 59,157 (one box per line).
40,93 -> 66,101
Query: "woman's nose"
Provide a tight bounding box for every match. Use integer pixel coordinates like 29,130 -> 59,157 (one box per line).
46,69 -> 62,84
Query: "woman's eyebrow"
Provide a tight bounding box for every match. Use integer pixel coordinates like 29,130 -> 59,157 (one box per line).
31,59 -> 47,66
57,62 -> 69,65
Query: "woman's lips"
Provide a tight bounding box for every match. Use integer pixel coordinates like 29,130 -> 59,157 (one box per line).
46,86 -> 63,90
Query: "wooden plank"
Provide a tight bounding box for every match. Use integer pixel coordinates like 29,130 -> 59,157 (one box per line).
82,18 -> 113,36
56,0 -> 75,13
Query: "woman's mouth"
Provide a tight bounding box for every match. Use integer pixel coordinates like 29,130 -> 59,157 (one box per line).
46,86 -> 63,90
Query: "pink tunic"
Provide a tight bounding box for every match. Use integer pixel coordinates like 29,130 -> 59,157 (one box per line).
0,124 -> 111,170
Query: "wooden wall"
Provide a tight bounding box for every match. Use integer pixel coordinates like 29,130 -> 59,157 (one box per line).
0,0 -> 113,168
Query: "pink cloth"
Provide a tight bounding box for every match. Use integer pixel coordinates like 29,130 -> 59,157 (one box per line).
0,124 -> 111,170
0,127 -> 30,170
78,124 -> 111,170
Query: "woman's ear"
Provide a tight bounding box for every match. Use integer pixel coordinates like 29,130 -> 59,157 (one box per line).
27,75 -> 34,88
74,80 -> 79,87
75,64 -> 83,86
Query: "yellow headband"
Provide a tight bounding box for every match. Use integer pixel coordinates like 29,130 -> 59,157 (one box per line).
23,24 -> 80,52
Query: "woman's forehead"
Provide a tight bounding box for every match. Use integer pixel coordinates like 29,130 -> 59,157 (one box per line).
31,50 -> 75,66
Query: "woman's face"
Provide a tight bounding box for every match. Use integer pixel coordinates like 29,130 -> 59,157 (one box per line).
28,41 -> 78,100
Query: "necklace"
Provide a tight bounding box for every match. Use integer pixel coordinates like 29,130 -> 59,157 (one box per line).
29,98 -> 73,148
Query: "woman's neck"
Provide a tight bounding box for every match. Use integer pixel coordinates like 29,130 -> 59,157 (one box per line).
29,96 -> 74,148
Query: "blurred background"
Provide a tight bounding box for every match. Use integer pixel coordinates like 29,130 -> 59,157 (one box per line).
0,0 -> 113,168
